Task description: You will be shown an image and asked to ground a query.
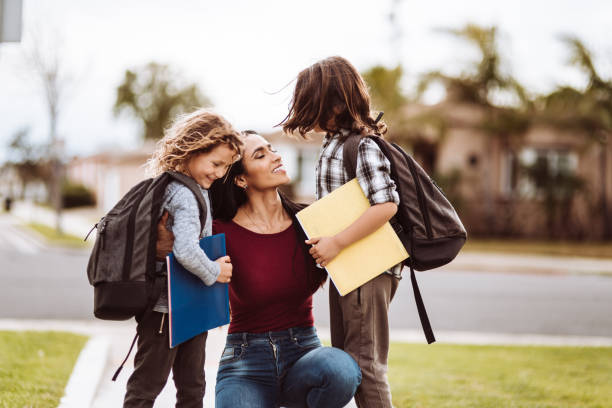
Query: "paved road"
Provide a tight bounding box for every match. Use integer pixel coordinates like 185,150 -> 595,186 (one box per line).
2,215 -> 612,336
313,269 -> 612,337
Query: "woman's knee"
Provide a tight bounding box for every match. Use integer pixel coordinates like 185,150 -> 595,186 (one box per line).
307,347 -> 362,390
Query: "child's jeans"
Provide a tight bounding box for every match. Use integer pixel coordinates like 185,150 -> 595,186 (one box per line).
124,311 -> 207,408
215,326 -> 361,408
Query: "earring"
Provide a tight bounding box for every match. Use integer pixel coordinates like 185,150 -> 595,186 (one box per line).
243,184 -> 248,189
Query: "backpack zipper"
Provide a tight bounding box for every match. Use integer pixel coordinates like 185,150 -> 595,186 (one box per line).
158,313 -> 165,334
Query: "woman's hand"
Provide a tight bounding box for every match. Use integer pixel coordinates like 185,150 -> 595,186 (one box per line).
305,236 -> 343,267
156,211 -> 175,260
215,256 -> 233,283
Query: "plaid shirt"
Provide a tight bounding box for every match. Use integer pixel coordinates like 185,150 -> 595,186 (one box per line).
316,130 -> 402,278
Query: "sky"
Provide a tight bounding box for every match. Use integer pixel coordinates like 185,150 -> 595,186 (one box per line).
0,0 -> 610,161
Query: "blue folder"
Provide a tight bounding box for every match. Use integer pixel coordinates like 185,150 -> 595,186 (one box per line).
166,233 -> 230,348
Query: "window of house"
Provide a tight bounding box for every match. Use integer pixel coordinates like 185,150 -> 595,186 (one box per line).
501,147 -> 578,198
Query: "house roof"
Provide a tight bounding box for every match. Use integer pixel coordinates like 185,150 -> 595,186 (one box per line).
69,142 -> 156,166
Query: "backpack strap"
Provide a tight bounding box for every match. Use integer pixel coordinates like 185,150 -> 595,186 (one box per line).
341,133 -> 436,344
342,134 -> 362,180
166,171 -> 208,229
111,331 -> 139,381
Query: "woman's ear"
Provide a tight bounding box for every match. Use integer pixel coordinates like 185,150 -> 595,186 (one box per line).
234,175 -> 247,189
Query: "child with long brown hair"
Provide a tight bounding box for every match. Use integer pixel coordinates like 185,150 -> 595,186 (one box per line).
123,108 -> 242,408
280,56 -> 401,408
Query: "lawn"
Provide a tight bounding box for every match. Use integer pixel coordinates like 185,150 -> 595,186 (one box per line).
0,331 -> 88,408
26,222 -> 90,248
463,239 -> 612,259
389,343 -> 612,408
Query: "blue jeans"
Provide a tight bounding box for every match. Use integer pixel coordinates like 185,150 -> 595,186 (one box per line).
215,326 -> 361,408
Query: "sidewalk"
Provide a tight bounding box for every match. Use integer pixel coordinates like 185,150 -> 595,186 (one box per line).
10,200 -> 101,240
445,251 -> 612,276
2,318 -> 612,408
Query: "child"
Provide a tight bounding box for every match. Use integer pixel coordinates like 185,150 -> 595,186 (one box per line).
123,108 -> 243,408
280,56 -> 401,408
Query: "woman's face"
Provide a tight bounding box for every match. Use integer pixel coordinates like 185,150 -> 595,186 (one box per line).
237,134 -> 290,190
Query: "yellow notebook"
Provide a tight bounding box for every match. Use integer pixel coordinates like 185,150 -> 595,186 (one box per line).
296,178 -> 409,296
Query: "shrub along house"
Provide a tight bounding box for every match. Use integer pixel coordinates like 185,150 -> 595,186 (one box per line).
67,144 -> 154,213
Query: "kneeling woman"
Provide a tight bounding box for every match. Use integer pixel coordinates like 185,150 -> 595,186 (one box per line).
210,131 -> 361,408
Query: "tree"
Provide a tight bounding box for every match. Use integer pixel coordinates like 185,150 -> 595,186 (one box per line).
5,128 -> 50,198
114,62 -> 211,141
23,27 -> 73,232
418,24 -> 530,109
539,36 -> 612,238
521,156 -> 585,238
362,65 -> 407,136
414,24 -> 533,232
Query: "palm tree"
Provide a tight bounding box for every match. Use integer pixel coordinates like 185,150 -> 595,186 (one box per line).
418,24 -> 530,109
416,24 -> 532,233
539,36 -> 612,238
362,65 -> 407,138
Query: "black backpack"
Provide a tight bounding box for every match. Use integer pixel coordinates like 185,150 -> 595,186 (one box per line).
343,134 -> 467,344
85,170 -> 208,321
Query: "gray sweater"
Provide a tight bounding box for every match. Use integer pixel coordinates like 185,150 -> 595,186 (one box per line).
153,180 -> 221,313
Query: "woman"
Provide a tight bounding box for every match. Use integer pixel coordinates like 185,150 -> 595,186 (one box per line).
157,130 -> 361,407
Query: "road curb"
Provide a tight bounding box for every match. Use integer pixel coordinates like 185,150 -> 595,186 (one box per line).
58,336 -> 110,408
316,328 -> 612,347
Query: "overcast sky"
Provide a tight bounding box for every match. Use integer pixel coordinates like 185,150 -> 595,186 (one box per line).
0,0 -> 610,161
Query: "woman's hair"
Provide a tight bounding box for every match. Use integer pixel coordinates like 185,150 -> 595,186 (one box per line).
209,130 -> 327,290
209,130 -> 252,221
279,56 -> 387,137
147,108 -> 243,176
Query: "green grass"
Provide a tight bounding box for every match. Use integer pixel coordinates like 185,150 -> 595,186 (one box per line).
463,239 -> 612,259
389,343 -> 612,408
0,331 -> 88,408
26,222 -> 89,248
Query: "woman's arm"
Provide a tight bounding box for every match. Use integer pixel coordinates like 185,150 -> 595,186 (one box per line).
156,211 -> 174,260
306,202 -> 397,266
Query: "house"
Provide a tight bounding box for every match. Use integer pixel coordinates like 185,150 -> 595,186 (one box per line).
67,143 -> 155,212
65,112 -> 610,240
396,99 -> 612,240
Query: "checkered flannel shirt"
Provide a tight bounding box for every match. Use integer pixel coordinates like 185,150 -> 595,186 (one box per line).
315,130 -> 403,278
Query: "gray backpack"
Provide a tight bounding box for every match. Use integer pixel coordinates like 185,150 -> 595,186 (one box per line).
85,171 -> 207,321
343,134 -> 467,344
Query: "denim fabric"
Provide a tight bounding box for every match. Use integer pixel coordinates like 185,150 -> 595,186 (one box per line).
215,326 -> 361,408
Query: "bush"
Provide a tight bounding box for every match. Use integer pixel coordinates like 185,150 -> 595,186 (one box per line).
62,181 -> 96,208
